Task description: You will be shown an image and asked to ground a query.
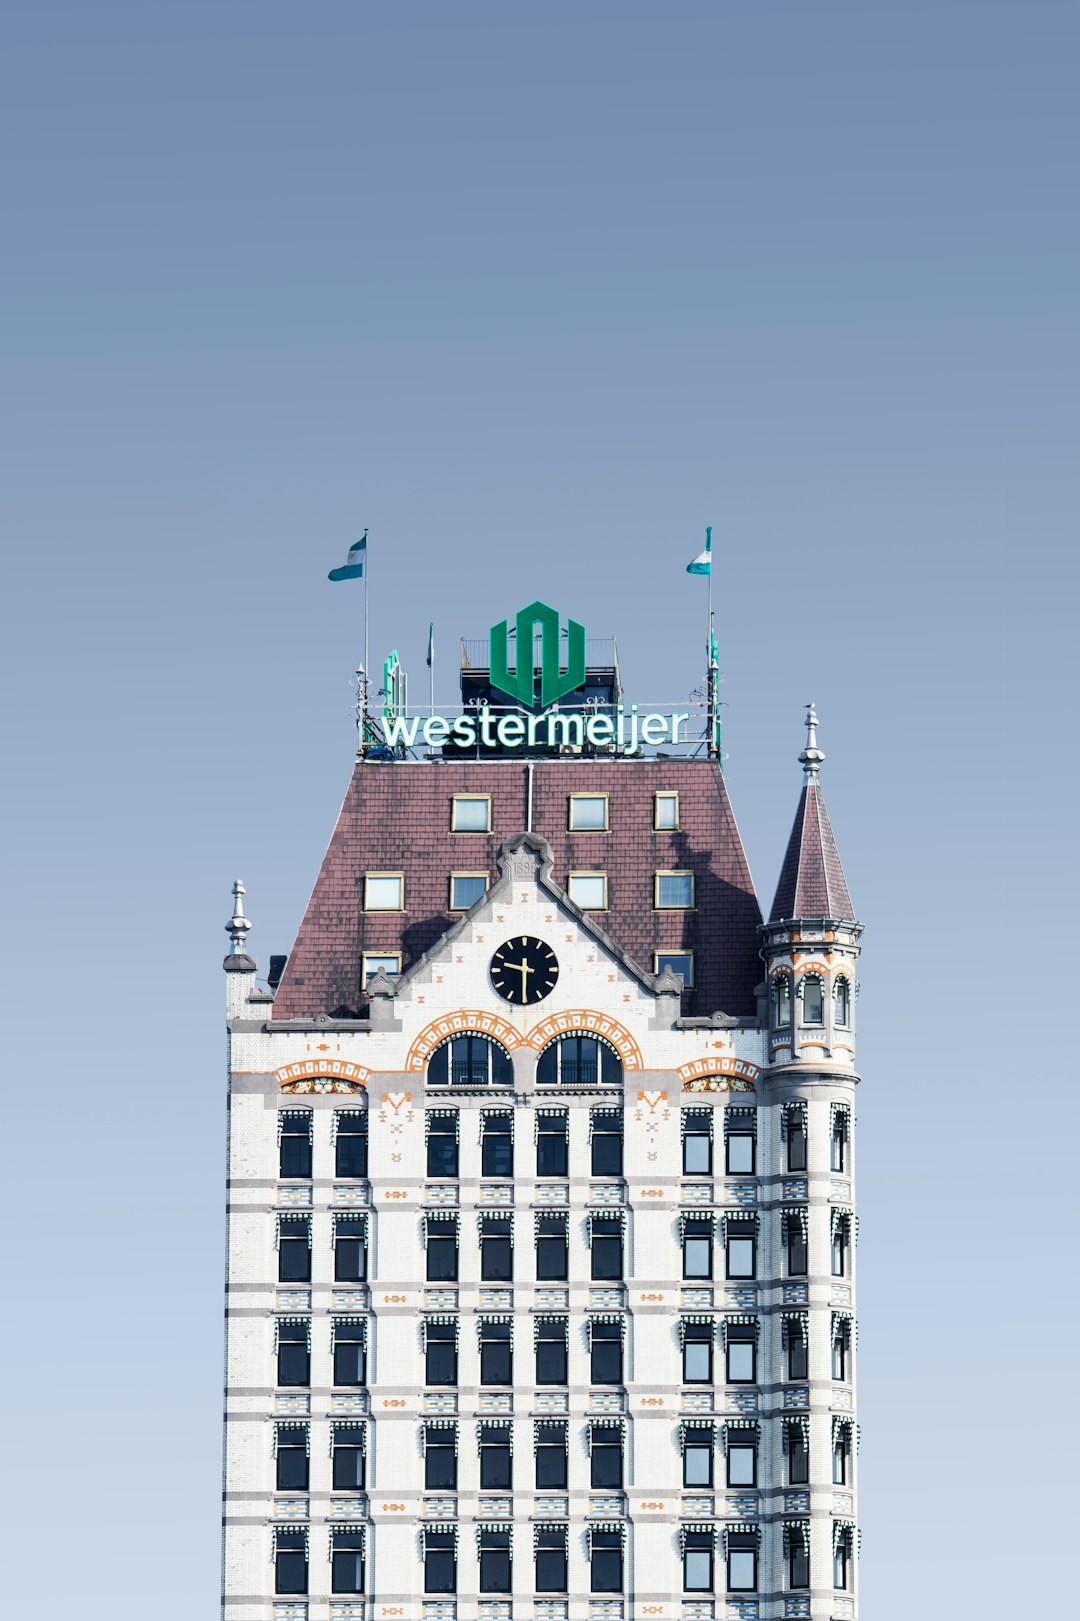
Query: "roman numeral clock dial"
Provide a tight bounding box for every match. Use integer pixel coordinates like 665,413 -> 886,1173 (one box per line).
489,936 -> 559,1005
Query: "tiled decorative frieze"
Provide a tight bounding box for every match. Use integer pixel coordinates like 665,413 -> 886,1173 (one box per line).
332,1287 -> 369,1310
477,1497 -> 513,1517
782,1180 -> 808,1200
536,1603 -> 569,1621
534,1496 -> 568,1517
681,1391 -> 714,1413
480,1288 -> 513,1309
728,1495 -> 759,1516
478,1392 -> 513,1414
725,1605 -> 758,1621
833,1492 -> 854,1514
681,1182 -> 714,1204
589,1183 -> 626,1204
331,1606 -> 365,1621
423,1185 -> 457,1206
423,1498 -> 457,1519
782,1285 -> 809,1305
681,1495 -> 714,1515
588,1600 -> 623,1620
536,1287 -> 570,1309
330,1393 -> 369,1416
830,1286 -> 852,1305
479,1603 -> 512,1621
832,1602 -> 854,1619
830,1180 -> 851,1200
589,1287 -> 626,1309
589,1390 -> 626,1413
276,1288 -> 310,1311
424,1393 -> 457,1415
275,1393 -> 310,1415
534,1391 -> 569,1414
588,1495 -> 625,1516
726,1184 -> 758,1206
683,1605 -> 714,1621
681,1287 -> 713,1309
784,1600 -> 811,1618
273,1498 -> 309,1520
782,1387 -> 809,1409
273,1606 -> 307,1621
422,1605 -> 455,1621
724,1391 -> 759,1413
832,1389 -> 853,1411
723,1287 -> 757,1310
784,1492 -> 810,1514
332,1184 -> 370,1206
277,1185 -> 312,1208
327,1498 -> 367,1519
478,1184 -> 513,1205
425,1288 -> 458,1309
534,1184 -> 570,1204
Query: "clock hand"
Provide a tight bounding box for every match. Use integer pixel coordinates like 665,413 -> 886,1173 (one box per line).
508,956 -> 534,1000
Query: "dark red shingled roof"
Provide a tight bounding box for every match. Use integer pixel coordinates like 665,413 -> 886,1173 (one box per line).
273,758 -> 762,1020
769,780 -> 855,922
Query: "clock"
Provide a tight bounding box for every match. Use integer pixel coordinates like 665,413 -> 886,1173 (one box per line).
490,936 -> 559,1005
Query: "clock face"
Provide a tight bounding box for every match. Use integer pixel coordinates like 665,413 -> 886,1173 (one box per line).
490,936 -> 559,1005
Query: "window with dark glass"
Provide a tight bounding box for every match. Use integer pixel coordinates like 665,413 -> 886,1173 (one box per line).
787,1526 -> 810,1590
275,1529 -> 307,1596
332,1425 -> 366,1490
833,1422 -> 851,1485
656,950 -> 693,988
775,975 -> 792,1026
725,1129 -> 755,1175
725,1219 -> 756,1279
786,1108 -> 807,1172
449,871 -> 488,910
478,1528 -> 511,1594
682,1321 -> 713,1384
424,1529 -> 456,1594
682,1110 -> 712,1174
536,1111 -> 568,1176
682,1217 -> 713,1280
725,1328 -> 756,1384
834,977 -> 850,1026
683,1530 -> 714,1593
535,1423 -> 568,1489
786,1422 -> 809,1485
727,1430 -> 757,1486
785,1320 -> 808,1382
276,1319 -> 310,1387
331,1529 -> 365,1596
334,1215 -> 367,1283
479,1423 -> 512,1489
427,1112 -> 459,1178
831,1109 -> 848,1172
785,1212 -> 808,1277
332,1319 -> 366,1387
589,1424 -> 623,1488
424,1425 -> 457,1489
275,1424 -> 309,1491
481,1113 -> 513,1177
425,1217 -> 458,1282
590,1215 -> 623,1280
590,1320 -> 623,1385
278,1215 -> 311,1283
335,1111 -> 368,1178
834,1530 -> 851,1590
537,1035 -> 623,1087
535,1318 -> 568,1385
590,1530 -> 623,1593
535,1526 -> 568,1592
480,1216 -> 513,1281
536,1214 -> 568,1281
279,1112 -> 312,1179
727,1532 -> 758,1592
427,1035 -> 513,1087
591,1111 -> 623,1176
802,976 -> 824,1024
479,1320 -> 512,1386
425,1321 -> 457,1386
832,1323 -> 849,1382
682,1429 -> 713,1486
831,1214 -> 849,1278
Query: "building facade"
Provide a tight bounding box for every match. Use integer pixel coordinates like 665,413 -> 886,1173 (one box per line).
221,653 -> 863,1621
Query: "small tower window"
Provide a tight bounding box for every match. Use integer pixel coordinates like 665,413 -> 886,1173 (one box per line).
834,977 -> 851,1026
801,975 -> 824,1024
774,975 -> 792,1027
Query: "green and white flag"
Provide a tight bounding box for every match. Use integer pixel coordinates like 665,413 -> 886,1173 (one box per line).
328,530 -> 368,582
686,525 -> 712,576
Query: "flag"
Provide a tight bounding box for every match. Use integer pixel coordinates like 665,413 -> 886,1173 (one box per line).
686,524 -> 712,576
426,623 -> 434,667
328,530 -> 368,582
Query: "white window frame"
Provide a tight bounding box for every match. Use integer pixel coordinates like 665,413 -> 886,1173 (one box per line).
654,791 -> 680,830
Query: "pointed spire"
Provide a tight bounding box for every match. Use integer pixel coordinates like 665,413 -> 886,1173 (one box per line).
769,708 -> 855,922
226,879 -> 252,954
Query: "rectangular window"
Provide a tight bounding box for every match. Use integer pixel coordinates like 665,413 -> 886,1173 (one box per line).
425,1217 -> 459,1282
682,1110 -> 712,1175
654,791 -> 679,829
276,1319 -> 310,1387
655,870 -> 695,909
787,1110 -> 807,1171
590,1424 -> 623,1488
590,1215 -> 623,1280
278,1216 -> 311,1283
590,1321 -> 623,1385
278,1112 -> 312,1180
331,1528 -> 365,1596
332,1319 -> 366,1387
802,977 -> 824,1023
832,1323 -> 849,1382
424,1530 -> 456,1594
725,1131 -> 754,1175
787,1423 -> 809,1485
727,1435 -> 757,1486
363,872 -> 404,911
449,871 -> 488,910
335,1111 -> 368,1178
788,1527 -> 810,1590
832,1216 -> 849,1277
683,1531 -> 713,1593
656,950 -> 694,988
478,1528 -> 511,1594
334,1215 -> 367,1283
682,1322 -> 713,1384
425,1321 -> 457,1386
426,1112 -> 459,1178
275,1529 -> 308,1596
535,1319 -> 568,1385
786,1322 -> 809,1382
833,1425 -> 850,1485
727,1534 -> 758,1593
536,1111 -> 568,1177
480,1216 -> 513,1281
569,793 -> 609,831
785,1213 -> 808,1278
451,794 -> 491,832
682,1218 -> 713,1280
424,1426 -> 457,1489
568,871 -> 608,910
479,1320 -> 512,1386
725,1221 -> 756,1280
536,1214 -> 568,1281
535,1424 -> 568,1489
481,1113 -> 513,1178
831,1116 -> 847,1172
834,1535 -> 850,1591
275,1424 -> 309,1491
535,1526 -> 568,1593
590,1530 -> 623,1593
683,1433 -> 713,1487
591,1111 -> 623,1176
726,1331 -> 757,1384
479,1424 -> 512,1490
361,951 -> 400,984
332,1424 -> 366,1490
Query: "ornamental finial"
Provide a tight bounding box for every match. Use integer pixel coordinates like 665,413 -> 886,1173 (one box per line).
226,879 -> 252,954
798,702 -> 825,779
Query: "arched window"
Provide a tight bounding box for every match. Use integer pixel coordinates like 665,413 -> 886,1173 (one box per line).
773,975 -> 792,1027
800,975 -> 824,1025
427,1035 -> 513,1087
537,1034 -> 623,1088
833,977 -> 850,1027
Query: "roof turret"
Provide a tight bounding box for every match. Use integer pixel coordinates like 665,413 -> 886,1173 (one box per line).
769,705 -> 855,923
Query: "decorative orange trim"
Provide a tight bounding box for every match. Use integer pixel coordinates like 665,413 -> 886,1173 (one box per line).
677,1056 -> 761,1086
404,1010 -> 523,1072
793,958 -> 830,976
767,963 -> 793,980
525,1009 -> 644,1070
276,1059 -> 370,1090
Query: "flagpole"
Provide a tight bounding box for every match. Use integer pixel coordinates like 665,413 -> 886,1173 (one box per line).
428,623 -> 435,716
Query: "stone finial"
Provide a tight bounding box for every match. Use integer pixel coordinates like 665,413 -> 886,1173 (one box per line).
226,879 -> 252,954
798,702 -> 825,779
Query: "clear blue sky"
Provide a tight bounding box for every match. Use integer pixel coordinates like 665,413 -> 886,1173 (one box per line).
2,3 -> 1076,1613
